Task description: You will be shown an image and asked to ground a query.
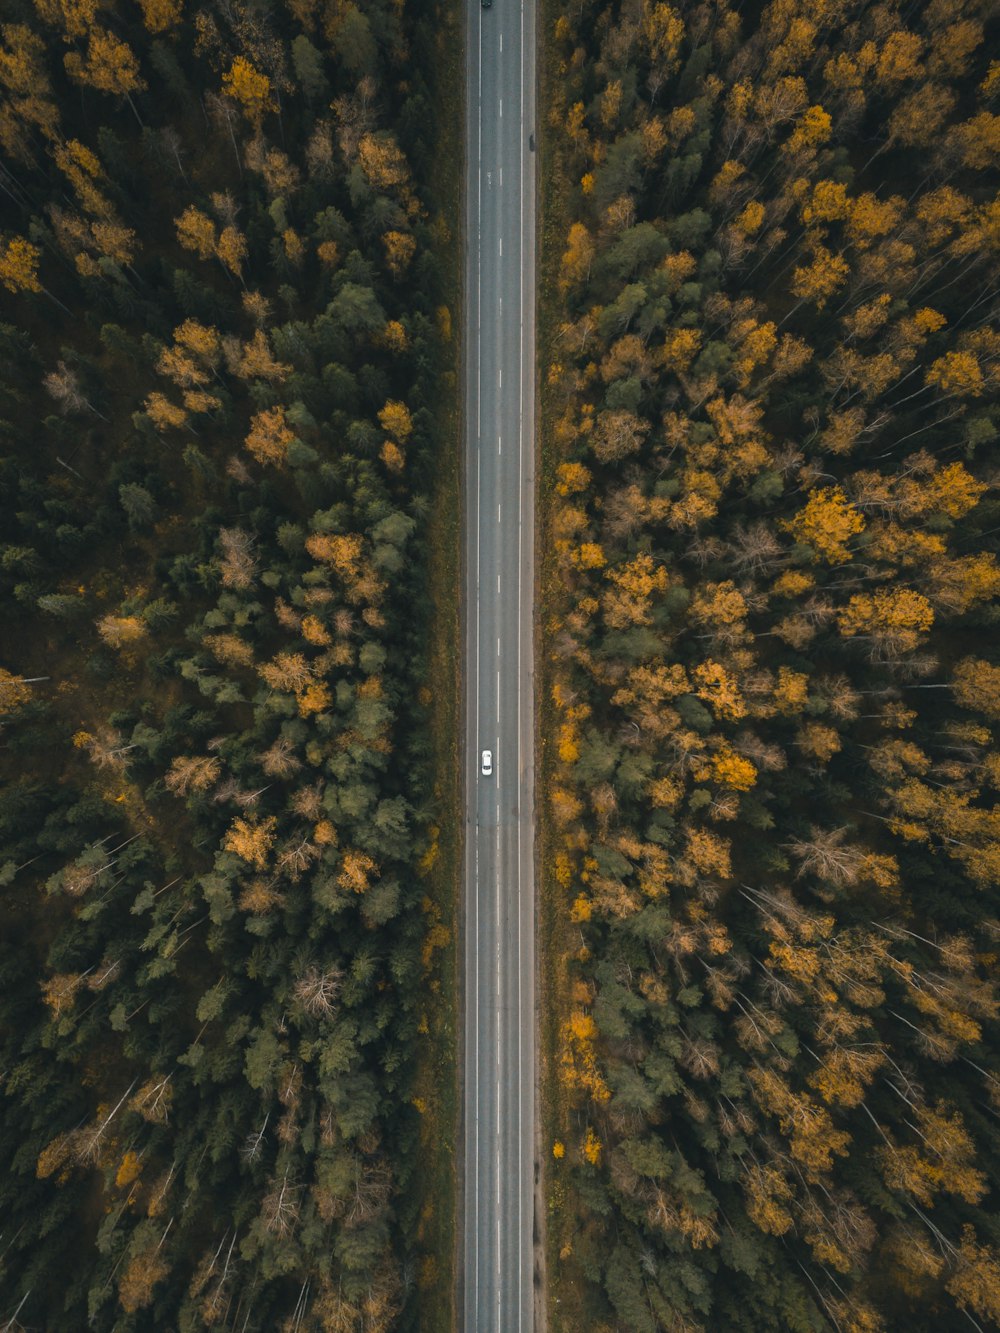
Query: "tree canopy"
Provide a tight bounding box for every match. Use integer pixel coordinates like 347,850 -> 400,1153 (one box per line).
0,0 -> 455,1326
542,0 -> 1000,1328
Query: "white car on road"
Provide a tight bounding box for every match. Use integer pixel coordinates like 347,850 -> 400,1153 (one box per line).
481,749 -> 493,777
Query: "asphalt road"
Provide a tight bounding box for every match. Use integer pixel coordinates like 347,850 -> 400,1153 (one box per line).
461,0 -> 537,1326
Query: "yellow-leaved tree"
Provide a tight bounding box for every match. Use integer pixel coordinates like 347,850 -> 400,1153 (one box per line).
222,56 -> 276,126
838,589 -> 934,657
175,205 -> 216,259
223,816 -> 277,869
791,243 -> 849,308
0,235 -> 41,293
782,486 -> 865,564
377,399 -> 413,443
137,0 -> 182,32
64,30 -> 145,121
245,406 -> 295,467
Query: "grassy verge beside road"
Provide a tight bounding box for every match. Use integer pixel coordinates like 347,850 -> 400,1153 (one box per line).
535,4 -> 603,1329
411,3 -> 463,1327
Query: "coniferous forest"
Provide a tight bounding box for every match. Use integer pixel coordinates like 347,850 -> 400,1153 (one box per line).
541,0 -> 1000,1329
0,0 -> 457,1327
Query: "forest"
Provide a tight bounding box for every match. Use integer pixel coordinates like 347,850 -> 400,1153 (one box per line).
0,0 -> 457,1328
541,0 -> 1000,1329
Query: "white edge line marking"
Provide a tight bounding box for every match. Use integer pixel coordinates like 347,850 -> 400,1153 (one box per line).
472,0 -> 482,1324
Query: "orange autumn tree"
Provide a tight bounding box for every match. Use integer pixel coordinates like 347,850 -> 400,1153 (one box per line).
382,230 -> 416,277
118,1239 -> 169,1312
357,131 -> 412,194
877,1103 -> 987,1208
137,0 -> 182,32
0,668 -> 34,714
948,1227 -> 1000,1326
337,849 -> 378,893
96,613 -> 147,651
245,405 -> 295,467
791,243 -> 849,307
952,658 -> 1000,719
223,816 -> 277,869
64,29 -> 145,114
216,224 -> 247,278
783,486 -> 865,564
306,531 -> 365,583
560,1009 -> 611,1104
377,399 -> 413,443
925,350 -> 985,397
175,205 -> 216,259
837,589 -> 934,655
222,56 -> 276,127
559,222 -> 594,292
0,234 -> 41,293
